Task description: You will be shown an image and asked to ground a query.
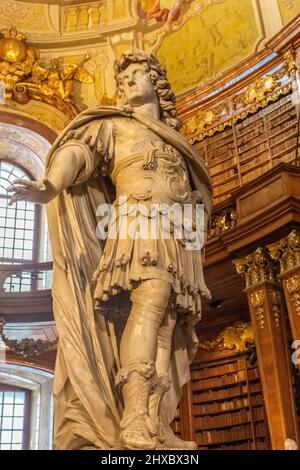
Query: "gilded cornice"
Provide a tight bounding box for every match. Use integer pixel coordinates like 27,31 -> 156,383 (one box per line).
181,52 -> 294,143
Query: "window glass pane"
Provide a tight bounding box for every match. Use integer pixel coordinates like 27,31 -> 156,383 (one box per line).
0,390 -> 25,450
12,430 -> 22,443
0,161 -> 37,271
14,405 -> 24,417
1,430 -> 12,443
2,417 -> 13,429
14,393 -> 24,404
1,444 -> 12,450
4,392 -> 14,404
13,417 -> 23,429
3,404 -> 14,416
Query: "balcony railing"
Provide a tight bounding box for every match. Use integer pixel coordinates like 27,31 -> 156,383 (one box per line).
0,262 -> 53,294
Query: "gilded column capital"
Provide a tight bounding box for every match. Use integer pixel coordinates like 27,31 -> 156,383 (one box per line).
234,247 -> 278,289
268,230 -> 300,275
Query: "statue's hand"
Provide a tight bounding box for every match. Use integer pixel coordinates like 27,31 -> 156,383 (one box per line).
7,178 -> 57,205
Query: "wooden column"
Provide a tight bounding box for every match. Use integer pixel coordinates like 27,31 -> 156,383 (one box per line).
235,247 -> 299,449
269,230 -> 300,343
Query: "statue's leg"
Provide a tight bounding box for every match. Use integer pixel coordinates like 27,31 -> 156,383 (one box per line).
117,278 -> 171,450
149,308 -> 197,450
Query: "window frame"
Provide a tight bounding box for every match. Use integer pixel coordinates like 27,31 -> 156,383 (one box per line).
0,159 -> 42,291
0,383 -> 32,450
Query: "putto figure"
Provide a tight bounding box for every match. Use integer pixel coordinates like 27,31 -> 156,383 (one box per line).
8,50 -> 212,450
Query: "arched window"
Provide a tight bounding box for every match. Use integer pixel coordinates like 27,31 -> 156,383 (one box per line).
0,161 -> 42,291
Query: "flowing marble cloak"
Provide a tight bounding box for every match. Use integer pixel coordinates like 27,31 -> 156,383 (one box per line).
45,106 -> 212,449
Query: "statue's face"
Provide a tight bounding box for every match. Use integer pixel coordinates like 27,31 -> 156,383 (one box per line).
119,62 -> 157,107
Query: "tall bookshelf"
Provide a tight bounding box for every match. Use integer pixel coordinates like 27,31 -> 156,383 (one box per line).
170,407 -> 181,437
191,355 -> 270,450
293,365 -> 300,431
196,93 -> 299,205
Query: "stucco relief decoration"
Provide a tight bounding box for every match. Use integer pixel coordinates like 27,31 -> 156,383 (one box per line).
278,0 -> 300,25
0,1 -> 46,31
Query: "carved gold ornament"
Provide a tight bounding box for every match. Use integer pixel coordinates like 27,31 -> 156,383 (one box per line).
198,321 -> 255,353
268,289 -> 281,327
250,290 -> 265,329
284,50 -> 297,79
0,27 -> 93,118
234,247 -> 277,289
0,26 -> 39,100
184,109 -> 219,135
286,275 -> 300,317
31,55 -> 93,101
0,320 -> 58,358
182,51 -> 295,143
210,207 -> 237,237
239,76 -> 279,106
269,230 -> 300,275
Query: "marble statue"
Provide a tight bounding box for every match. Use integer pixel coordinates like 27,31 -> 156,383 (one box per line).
8,50 -> 213,450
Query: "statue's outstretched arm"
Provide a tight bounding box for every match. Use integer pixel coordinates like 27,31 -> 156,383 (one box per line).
7,143 -> 86,205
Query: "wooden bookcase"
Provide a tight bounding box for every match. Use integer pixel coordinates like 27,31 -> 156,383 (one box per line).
196,93 -> 299,205
293,366 -> 300,430
190,355 -> 270,450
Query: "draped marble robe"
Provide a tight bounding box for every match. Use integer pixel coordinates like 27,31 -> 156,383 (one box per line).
45,106 -> 212,449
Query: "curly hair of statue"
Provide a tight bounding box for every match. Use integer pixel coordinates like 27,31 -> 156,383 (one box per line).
114,50 -> 182,131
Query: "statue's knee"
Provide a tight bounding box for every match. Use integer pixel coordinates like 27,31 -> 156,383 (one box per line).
131,279 -> 171,310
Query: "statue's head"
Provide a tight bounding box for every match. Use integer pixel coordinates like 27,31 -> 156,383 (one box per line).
114,50 -> 181,130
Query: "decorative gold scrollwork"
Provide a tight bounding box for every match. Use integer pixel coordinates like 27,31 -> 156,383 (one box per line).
198,321 -> 255,353
182,50 -> 294,143
269,230 -> 300,275
234,247 -> 278,289
286,275 -> 300,317
0,26 -> 39,101
0,26 -> 93,114
250,290 -> 265,329
268,289 -> 281,327
210,208 -> 237,237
